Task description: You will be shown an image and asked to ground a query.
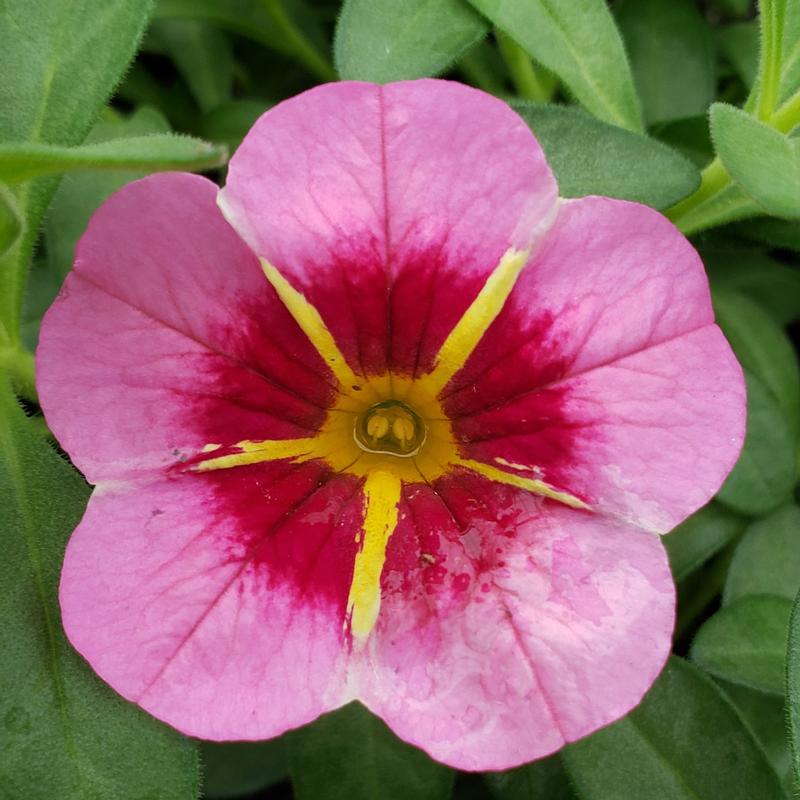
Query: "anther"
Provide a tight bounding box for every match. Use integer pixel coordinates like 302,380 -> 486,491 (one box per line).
355,400 -> 425,457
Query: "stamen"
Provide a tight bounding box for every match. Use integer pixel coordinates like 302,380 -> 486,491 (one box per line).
355,401 -> 426,457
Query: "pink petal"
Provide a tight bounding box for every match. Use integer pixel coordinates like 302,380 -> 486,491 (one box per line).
37,174 -> 334,483
60,463 -> 363,739
357,479 -> 674,771
446,197 -> 745,531
219,79 -> 558,376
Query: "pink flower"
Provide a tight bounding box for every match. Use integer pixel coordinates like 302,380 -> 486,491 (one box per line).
37,80 -> 744,770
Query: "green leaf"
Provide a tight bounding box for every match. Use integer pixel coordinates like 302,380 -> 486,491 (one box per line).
721,682 -> 793,791
652,115 -> 714,168
0,135 -> 227,184
20,260 -> 63,352
201,739 -> 288,799
0,183 -> 23,260
713,288 -> 800,442
691,595 -> 792,695
710,0 -> 754,16
43,107 -> 170,290
664,502 -> 746,582
153,20 -> 233,112
710,103 -> 800,219
703,245 -> 800,325
717,22 -> 759,89
730,217 -> 800,251
514,103 -> 700,208
153,0 -> 335,82
716,370 -> 796,516
334,0 -> 488,82
788,587 -> 800,793
485,755 -> 577,799
725,503 -> 800,604
0,0 -> 152,339
0,381 -> 199,798
615,0 -> 714,126
288,702 -> 454,800
466,0 -> 643,131
200,99 -> 271,151
562,657 -> 785,799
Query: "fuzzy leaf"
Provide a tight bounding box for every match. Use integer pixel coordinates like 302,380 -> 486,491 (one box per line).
335,0 -> 488,82
711,103 -> 800,219
288,702 -> 454,800
716,370 -> 796,516
515,103 -> 699,208
788,588 -> 800,793
43,108 -> 171,286
201,739 -> 288,799
725,503 -> 800,605
713,287 -> 800,443
563,658 -> 785,799
0,135 -> 227,183
467,0 -> 643,130
704,245 -> 800,325
0,381 -> 199,798
691,595 -> 792,695
721,683 -> 793,791
0,0 -> 152,337
664,502 -> 746,582
485,756 -> 577,799
153,20 -> 233,112
616,0 -> 714,125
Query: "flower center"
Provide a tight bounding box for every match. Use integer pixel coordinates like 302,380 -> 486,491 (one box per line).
355,400 -> 426,457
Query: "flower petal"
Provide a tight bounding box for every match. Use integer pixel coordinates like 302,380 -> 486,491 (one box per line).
357,479 -> 674,771
445,197 -> 745,531
219,79 -> 558,377
38,174 -> 335,483
59,463 -> 363,739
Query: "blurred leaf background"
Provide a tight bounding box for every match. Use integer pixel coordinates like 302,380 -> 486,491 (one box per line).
1,0 -> 799,798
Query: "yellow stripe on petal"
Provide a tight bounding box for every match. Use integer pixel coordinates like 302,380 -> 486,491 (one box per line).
347,469 -> 402,641
192,437 -> 319,472
426,247 -> 530,394
260,258 -> 363,392
457,458 -> 588,509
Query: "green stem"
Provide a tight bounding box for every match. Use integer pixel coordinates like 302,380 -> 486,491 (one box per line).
769,87 -> 800,132
258,0 -> 336,82
666,158 -> 730,225
666,158 -> 763,236
755,0 -> 784,121
495,30 -> 553,102
0,345 -> 38,404
0,183 -> 30,345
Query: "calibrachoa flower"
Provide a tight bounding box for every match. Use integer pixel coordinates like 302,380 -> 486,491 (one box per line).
38,80 -> 744,770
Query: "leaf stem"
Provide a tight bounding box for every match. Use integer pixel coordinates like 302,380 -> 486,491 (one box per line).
666,159 -> 729,225
495,30 -> 554,102
258,0 -> 336,82
0,183 -> 31,344
666,157 -> 763,236
769,87 -> 800,133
